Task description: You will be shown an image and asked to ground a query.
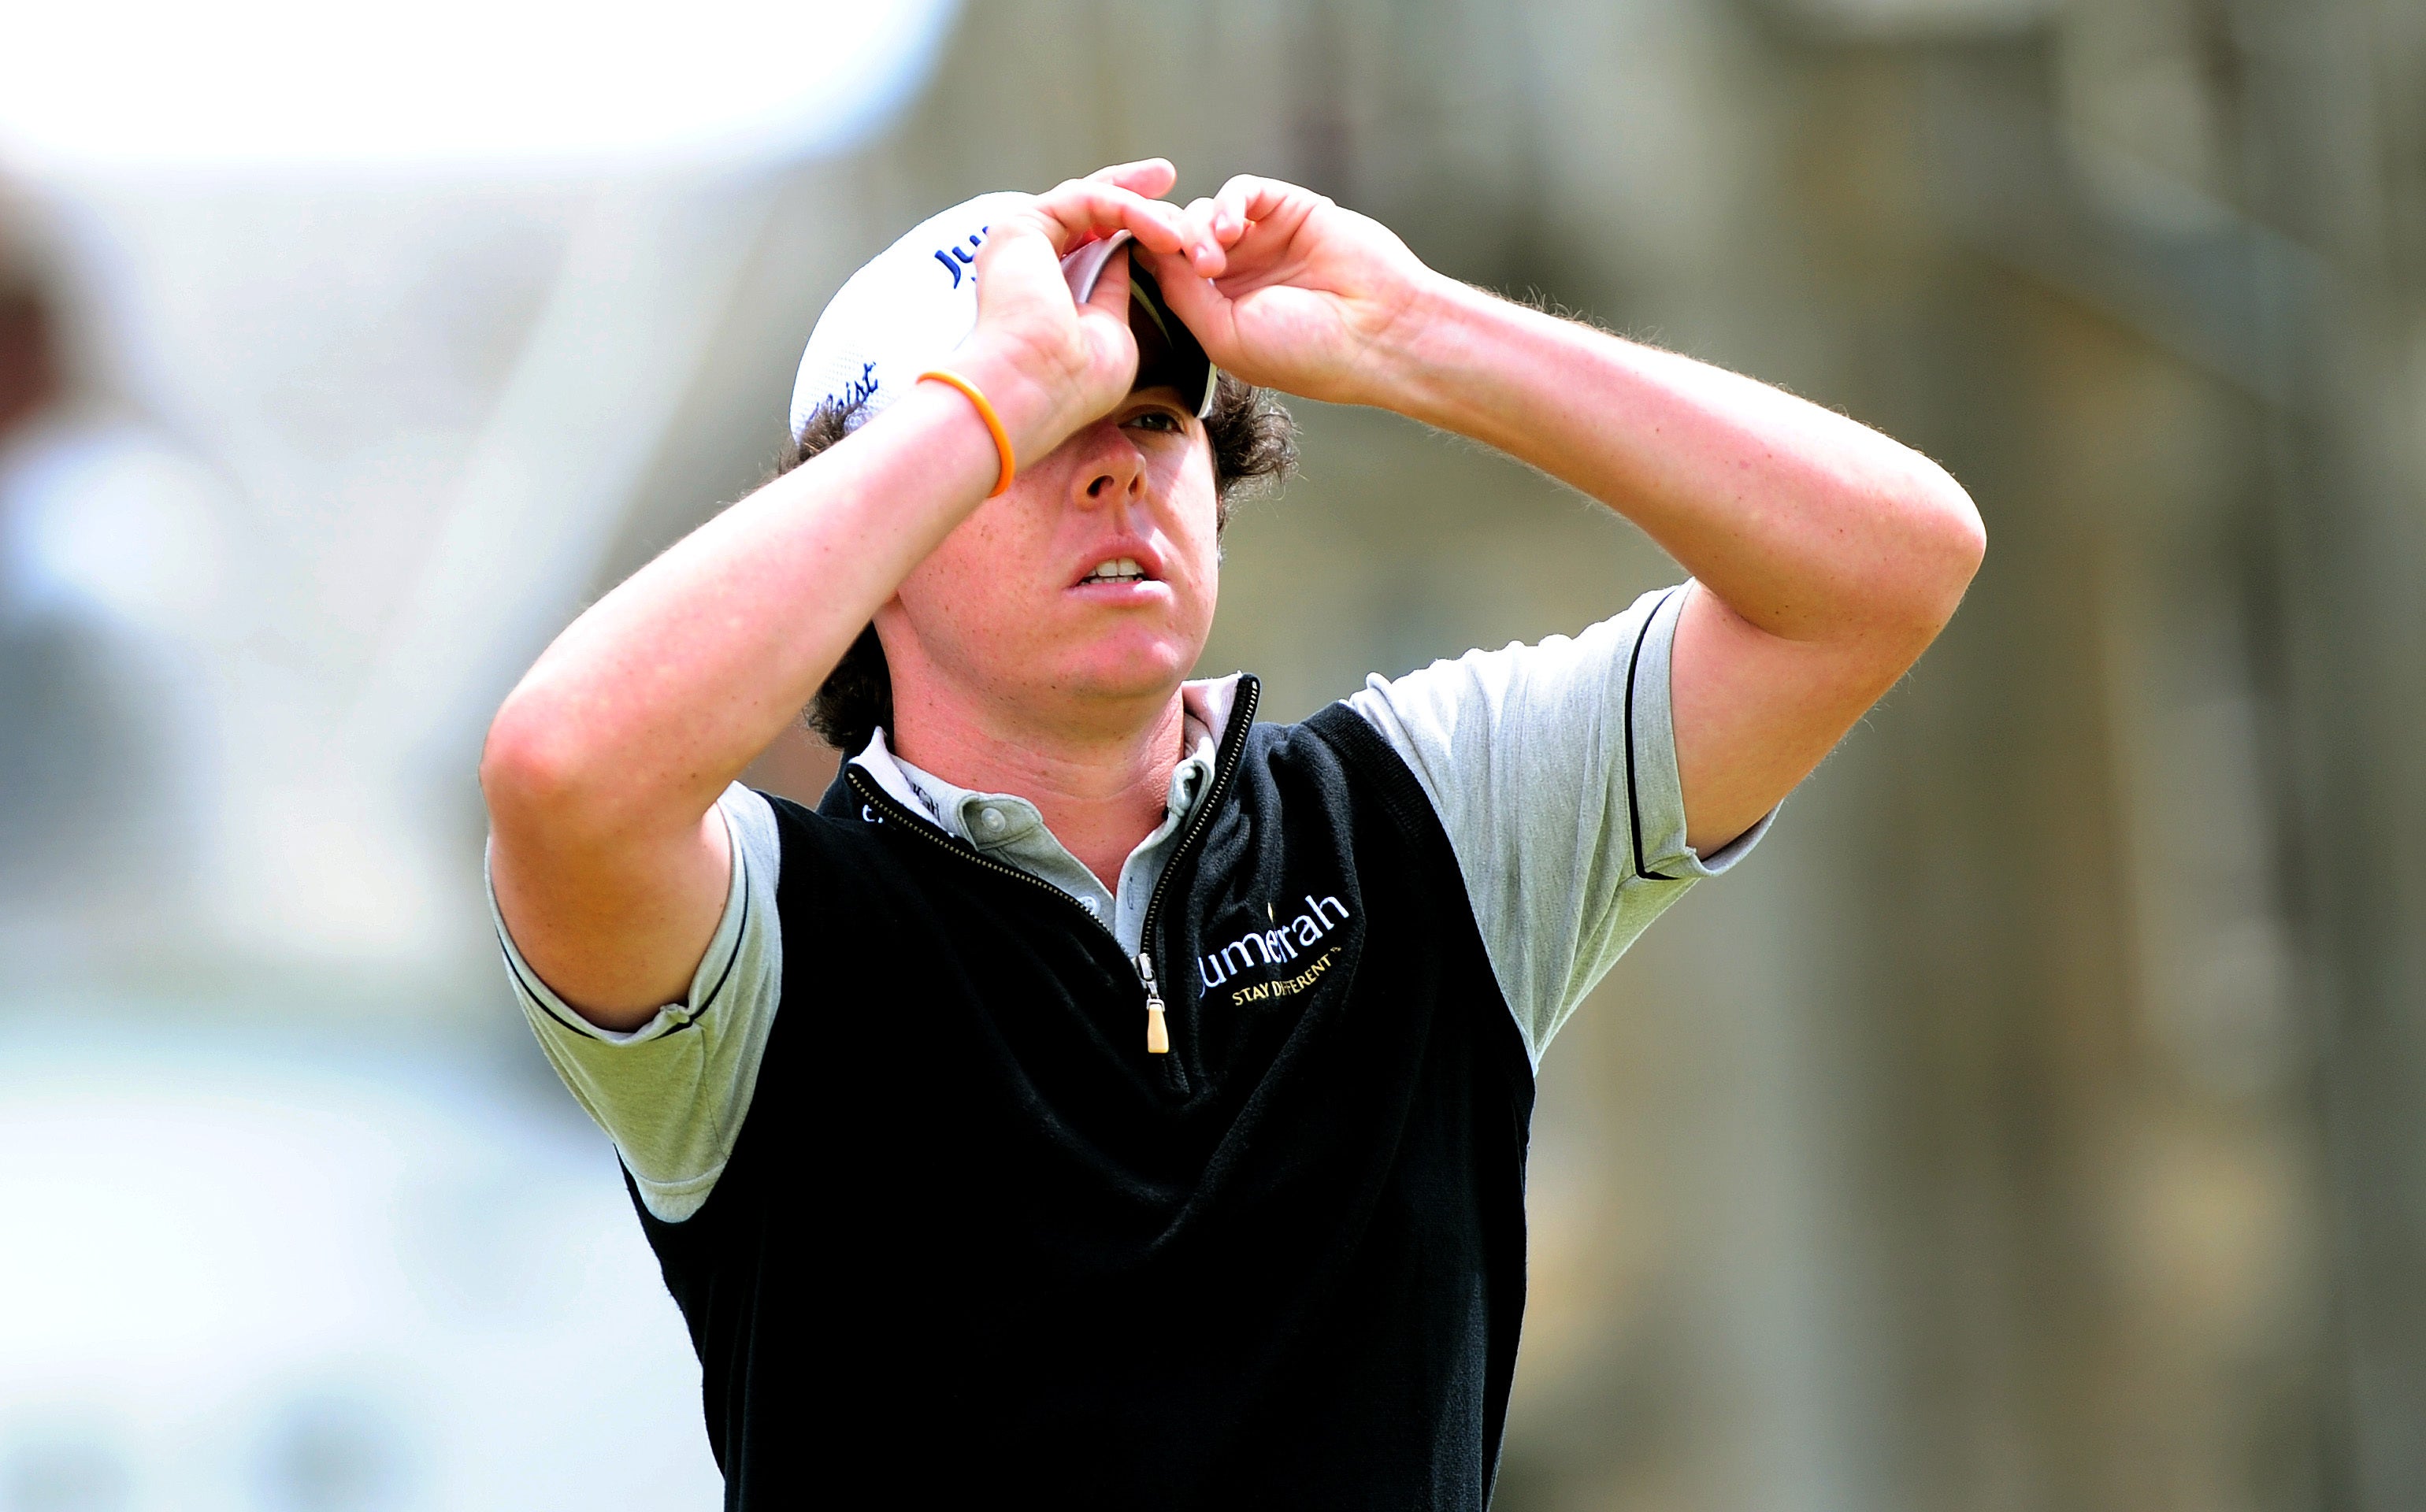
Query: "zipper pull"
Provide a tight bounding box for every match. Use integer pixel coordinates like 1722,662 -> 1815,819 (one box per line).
1137,951 -> 1170,1054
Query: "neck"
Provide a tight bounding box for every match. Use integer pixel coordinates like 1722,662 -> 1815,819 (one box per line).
887,676 -> 1189,893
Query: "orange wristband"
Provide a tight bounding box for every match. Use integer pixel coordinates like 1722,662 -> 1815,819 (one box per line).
918,369 -> 1016,498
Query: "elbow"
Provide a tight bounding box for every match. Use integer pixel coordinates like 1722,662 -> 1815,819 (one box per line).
1927,472 -> 1987,614
482,691 -> 701,862
480,693 -> 606,839
1886,465 -> 1985,643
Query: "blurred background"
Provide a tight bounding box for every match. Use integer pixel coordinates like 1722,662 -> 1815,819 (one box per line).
2,0 -> 2421,1507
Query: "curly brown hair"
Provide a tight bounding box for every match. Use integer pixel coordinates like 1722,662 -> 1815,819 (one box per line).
781,372 -> 1296,754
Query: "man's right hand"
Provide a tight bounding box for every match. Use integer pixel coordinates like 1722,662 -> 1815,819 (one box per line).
951,161 -> 1223,469
480,162 -> 1211,1030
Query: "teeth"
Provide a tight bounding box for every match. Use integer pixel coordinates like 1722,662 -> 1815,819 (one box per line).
1082,557 -> 1147,584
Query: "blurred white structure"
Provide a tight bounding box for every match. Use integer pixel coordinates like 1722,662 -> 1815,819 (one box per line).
0,0 -> 959,973
0,1016 -> 720,1510
0,0 -> 958,172
0,9 -> 959,1506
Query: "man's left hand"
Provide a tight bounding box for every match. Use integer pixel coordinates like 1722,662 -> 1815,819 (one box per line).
1141,175 -> 1441,409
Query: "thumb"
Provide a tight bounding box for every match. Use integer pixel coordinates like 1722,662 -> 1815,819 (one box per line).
1074,246 -> 1141,395
1083,243 -> 1133,321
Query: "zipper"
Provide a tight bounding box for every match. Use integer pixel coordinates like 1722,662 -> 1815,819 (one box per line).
840,674 -> 1257,1060
845,765 -> 1118,939
1137,951 -> 1168,1054
1137,676 -> 1260,1039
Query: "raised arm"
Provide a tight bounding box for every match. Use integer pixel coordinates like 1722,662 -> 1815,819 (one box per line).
480,163 -> 1222,1028
1148,178 -> 1983,854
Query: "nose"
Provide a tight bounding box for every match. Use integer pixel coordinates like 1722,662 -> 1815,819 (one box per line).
1075,427 -> 1148,510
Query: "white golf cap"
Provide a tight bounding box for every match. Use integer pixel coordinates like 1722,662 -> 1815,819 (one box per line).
788,191 -> 1217,443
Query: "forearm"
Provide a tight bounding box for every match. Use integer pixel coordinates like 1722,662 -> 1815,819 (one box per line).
1374,278 -> 1983,646
481,352 -> 1048,847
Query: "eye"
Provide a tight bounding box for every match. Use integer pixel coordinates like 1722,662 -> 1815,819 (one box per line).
1122,409 -> 1185,435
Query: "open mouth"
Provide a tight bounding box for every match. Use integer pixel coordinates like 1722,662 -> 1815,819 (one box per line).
1078,557 -> 1152,586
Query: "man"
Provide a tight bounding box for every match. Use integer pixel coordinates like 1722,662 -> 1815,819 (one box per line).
481,159 -> 1983,1506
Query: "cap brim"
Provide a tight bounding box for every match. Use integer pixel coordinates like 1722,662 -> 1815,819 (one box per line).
1126,259 -> 1217,420
1063,233 -> 1216,419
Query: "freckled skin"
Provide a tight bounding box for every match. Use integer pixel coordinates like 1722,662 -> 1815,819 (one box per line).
879,390 -> 1219,739
482,159 -> 1983,1028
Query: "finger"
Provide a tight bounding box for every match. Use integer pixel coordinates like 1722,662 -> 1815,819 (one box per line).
1178,198 -> 1230,275
1085,158 -> 1178,198
1209,176 -> 1264,239
1029,180 -> 1217,268
1030,183 -> 1178,254
1185,195 -> 1241,254
1211,174 -> 1321,241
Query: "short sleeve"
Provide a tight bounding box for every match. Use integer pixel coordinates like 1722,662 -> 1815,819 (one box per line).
486,783 -> 785,1221
1346,584 -> 1773,1066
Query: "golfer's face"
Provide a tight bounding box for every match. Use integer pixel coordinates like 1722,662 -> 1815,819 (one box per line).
884,383 -> 1221,712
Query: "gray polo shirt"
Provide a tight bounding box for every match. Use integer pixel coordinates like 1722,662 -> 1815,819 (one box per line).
847,674 -> 1233,959
491,583 -> 1771,1220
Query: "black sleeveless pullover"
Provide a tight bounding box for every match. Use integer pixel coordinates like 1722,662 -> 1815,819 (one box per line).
629,689 -> 1537,1509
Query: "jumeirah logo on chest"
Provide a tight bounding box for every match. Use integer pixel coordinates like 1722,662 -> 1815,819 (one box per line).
1198,894 -> 1352,1001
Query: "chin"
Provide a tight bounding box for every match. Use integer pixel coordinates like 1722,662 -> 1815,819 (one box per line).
1052,638 -> 1199,703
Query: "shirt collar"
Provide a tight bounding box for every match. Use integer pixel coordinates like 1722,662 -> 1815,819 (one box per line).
850,673 -> 1241,844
